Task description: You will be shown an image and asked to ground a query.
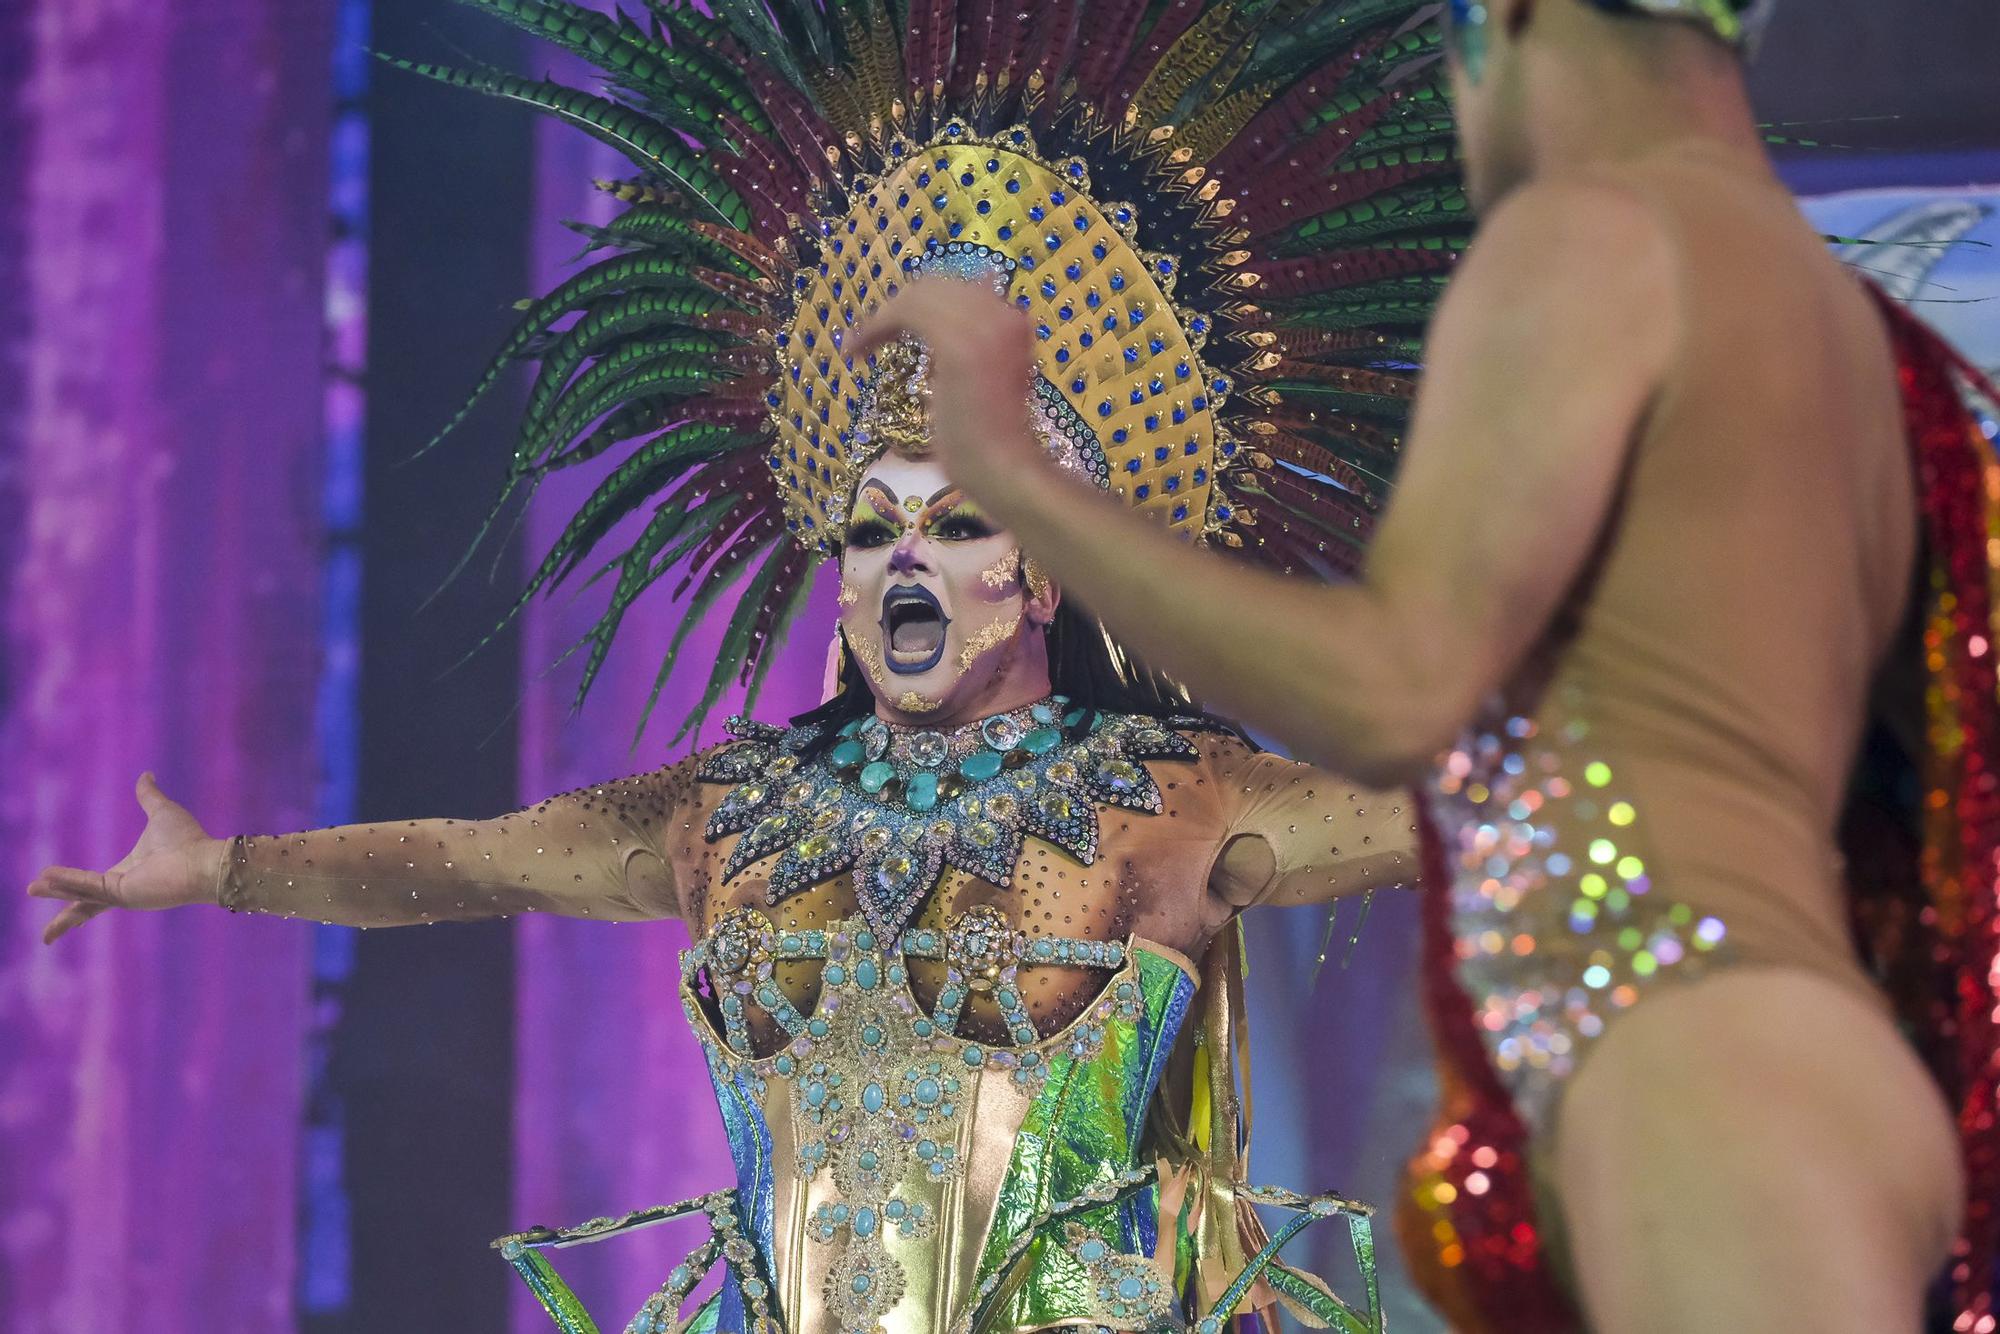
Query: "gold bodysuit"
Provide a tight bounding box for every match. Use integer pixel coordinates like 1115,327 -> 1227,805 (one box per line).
222,702 -> 1417,1333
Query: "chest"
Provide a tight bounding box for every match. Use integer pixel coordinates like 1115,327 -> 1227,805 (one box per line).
670,712 -> 1232,1049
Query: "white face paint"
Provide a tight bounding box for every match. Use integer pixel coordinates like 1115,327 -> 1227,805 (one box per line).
837,454 -> 1059,724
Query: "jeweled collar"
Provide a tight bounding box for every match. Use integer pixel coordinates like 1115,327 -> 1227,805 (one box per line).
698,698 -> 1202,942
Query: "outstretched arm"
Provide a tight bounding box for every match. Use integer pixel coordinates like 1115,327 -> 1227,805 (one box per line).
855,181 -> 1677,786
27,763 -> 698,942
1208,748 -> 1422,909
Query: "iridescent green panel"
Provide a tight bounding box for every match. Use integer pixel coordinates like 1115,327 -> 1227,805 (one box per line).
972,950 -> 1196,1328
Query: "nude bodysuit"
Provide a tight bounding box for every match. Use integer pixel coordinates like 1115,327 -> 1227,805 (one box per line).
221,707 -> 1416,1332
1427,146 -> 1916,1132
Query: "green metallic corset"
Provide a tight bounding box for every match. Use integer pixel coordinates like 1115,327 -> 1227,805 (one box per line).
500,905 -> 1383,1334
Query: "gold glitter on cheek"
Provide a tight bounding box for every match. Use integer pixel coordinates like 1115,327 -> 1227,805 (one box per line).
849,628 -> 889,689
957,610 -> 1024,672
980,548 -> 1023,590
896,691 -> 943,715
837,579 -> 861,609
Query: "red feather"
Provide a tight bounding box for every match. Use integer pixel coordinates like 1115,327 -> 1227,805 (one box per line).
1071,0 -> 1151,105
1255,244 -> 1456,300
1209,33 -> 1389,176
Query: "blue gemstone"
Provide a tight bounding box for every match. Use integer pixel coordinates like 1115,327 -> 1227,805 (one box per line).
860,761 -> 894,793
1022,727 -> 1060,755
907,770 -> 939,812
960,750 -> 1004,782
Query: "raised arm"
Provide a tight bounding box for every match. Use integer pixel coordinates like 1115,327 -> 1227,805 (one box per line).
1205,743 -> 1422,910
852,181 -> 1678,786
27,762 -> 699,942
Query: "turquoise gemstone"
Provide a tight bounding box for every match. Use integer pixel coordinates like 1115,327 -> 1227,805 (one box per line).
862,1082 -> 886,1113
831,738 -> 865,767
1064,708 -> 1086,727
859,760 -> 894,792
906,770 -> 939,812
856,960 -> 880,989
838,717 -> 863,737
1031,703 -> 1055,724
960,750 -> 1004,782
1022,727 -> 1060,755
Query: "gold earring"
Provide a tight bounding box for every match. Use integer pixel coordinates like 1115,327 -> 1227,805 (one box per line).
1023,557 -> 1053,604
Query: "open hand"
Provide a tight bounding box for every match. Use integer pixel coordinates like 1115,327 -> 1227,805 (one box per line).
26,773 -> 226,944
851,277 -> 1044,495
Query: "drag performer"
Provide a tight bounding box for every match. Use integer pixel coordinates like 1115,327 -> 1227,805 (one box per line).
850,1 -> 2000,1332
27,1 -> 1474,1330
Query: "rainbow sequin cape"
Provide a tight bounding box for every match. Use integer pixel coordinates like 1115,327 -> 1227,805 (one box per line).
1398,286 -> 2000,1334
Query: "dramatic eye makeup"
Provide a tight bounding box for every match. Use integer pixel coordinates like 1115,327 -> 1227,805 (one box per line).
925,500 -> 996,542
846,485 -> 904,550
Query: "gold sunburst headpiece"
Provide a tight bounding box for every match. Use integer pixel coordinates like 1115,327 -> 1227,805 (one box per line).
404,0 -> 1469,730
775,126 -> 1219,553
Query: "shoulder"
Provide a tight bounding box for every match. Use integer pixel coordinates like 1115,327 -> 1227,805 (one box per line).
1474,176 -> 1675,265
1447,178 -> 1678,331
693,714 -> 819,786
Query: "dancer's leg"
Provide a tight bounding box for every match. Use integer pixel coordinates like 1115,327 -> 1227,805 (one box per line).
1551,969 -> 1961,1334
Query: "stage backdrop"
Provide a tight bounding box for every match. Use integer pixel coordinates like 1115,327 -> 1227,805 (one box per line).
0,4 -> 335,1332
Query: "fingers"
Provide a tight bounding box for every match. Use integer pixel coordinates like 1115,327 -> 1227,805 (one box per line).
850,276 -> 1015,361
43,902 -> 108,946
27,865 -> 115,905
136,770 -> 170,814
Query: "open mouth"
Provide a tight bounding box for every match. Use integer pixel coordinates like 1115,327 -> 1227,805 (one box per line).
881,585 -> 949,674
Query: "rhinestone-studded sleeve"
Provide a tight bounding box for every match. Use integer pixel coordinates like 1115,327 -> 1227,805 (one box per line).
1204,736 -> 1421,907
217,757 -> 702,925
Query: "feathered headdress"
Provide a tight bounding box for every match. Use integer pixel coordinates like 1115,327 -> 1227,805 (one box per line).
390,0 -> 1468,737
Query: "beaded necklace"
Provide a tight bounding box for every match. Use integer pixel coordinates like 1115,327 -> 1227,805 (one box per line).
699,697 -> 1201,942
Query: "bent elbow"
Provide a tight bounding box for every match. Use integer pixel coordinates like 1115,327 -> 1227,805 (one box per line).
1310,678 -> 1468,790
